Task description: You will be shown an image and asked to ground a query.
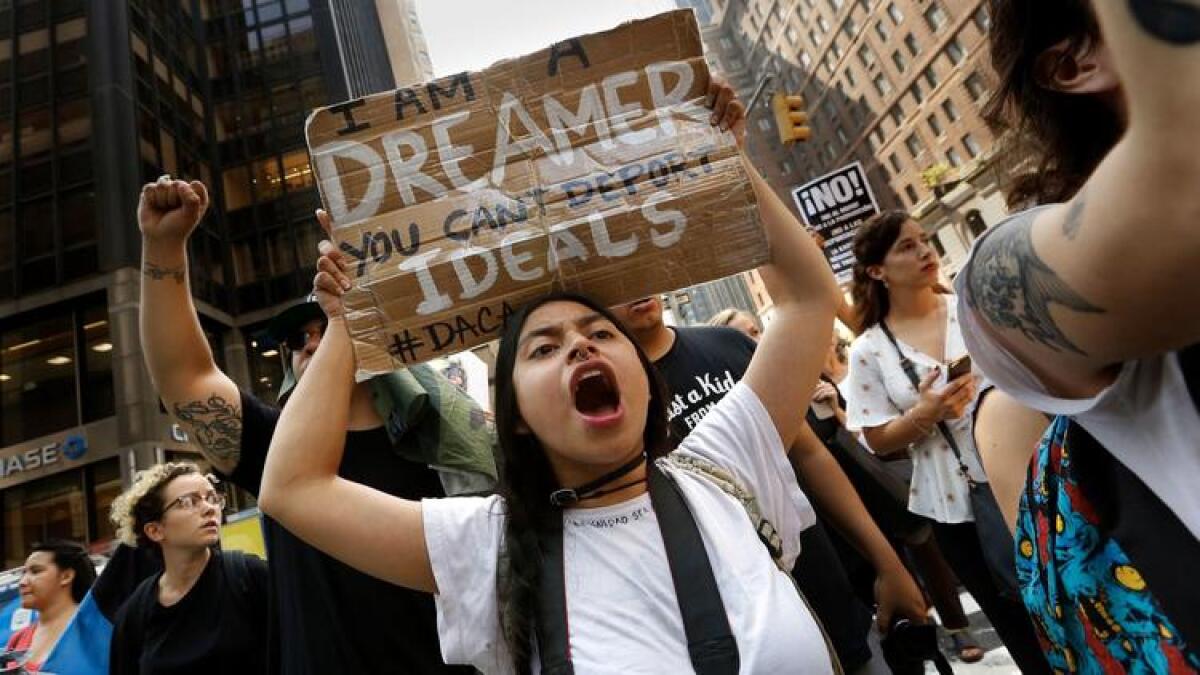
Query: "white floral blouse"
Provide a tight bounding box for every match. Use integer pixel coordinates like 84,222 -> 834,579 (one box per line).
843,296 -> 987,524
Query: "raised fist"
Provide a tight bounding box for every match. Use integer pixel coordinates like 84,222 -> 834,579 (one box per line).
138,175 -> 209,244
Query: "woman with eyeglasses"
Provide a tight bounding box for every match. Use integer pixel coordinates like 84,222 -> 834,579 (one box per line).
108,462 -> 269,675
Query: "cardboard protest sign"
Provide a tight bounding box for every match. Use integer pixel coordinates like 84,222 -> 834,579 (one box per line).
305,9 -> 768,377
791,162 -> 879,285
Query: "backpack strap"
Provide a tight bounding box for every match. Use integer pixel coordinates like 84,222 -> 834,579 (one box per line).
536,462 -> 739,675
1067,422 -> 1200,652
220,550 -> 267,631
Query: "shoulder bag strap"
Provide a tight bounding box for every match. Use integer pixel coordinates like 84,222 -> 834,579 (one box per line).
535,521 -> 574,675
878,322 -> 975,485
647,464 -> 740,675
536,465 -> 740,675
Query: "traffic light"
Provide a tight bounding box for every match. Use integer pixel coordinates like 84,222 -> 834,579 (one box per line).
771,92 -> 811,144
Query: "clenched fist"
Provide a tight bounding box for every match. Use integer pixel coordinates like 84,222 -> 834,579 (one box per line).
138,175 -> 209,244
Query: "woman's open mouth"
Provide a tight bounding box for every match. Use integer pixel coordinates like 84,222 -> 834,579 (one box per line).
571,363 -> 624,428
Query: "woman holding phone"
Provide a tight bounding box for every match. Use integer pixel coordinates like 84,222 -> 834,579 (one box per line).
842,212 -> 1047,672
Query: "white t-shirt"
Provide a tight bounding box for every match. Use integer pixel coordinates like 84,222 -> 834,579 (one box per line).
422,383 -> 830,675
843,296 -> 987,524
956,211 -> 1200,540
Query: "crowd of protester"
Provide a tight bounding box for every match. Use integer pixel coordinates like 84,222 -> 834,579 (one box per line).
2,1 -> 1196,672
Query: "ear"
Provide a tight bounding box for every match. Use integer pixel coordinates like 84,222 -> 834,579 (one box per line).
866,264 -> 886,283
58,568 -> 75,588
1035,39 -> 1120,95
144,520 -> 167,545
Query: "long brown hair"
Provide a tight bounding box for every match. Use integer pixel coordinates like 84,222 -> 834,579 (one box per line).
850,211 -> 910,330
983,0 -> 1122,206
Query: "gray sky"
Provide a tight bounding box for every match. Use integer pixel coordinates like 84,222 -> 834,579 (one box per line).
414,0 -> 678,77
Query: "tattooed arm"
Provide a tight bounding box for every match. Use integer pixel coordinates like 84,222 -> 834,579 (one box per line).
964,2 -> 1200,398
138,177 -> 242,475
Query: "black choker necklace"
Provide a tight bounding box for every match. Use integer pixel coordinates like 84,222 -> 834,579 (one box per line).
549,453 -> 647,507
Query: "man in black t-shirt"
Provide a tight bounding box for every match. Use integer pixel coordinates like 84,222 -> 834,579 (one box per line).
613,296 -> 926,671
137,177 -> 480,674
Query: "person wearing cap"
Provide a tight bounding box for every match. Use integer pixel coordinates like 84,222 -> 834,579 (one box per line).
135,175 -> 495,675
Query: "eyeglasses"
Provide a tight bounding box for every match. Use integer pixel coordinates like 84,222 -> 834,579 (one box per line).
284,320 -> 327,350
161,490 -> 225,515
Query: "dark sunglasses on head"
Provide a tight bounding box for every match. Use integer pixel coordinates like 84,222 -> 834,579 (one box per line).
284,319 -> 328,351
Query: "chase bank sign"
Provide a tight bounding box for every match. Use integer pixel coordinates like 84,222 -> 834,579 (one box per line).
0,434 -> 88,478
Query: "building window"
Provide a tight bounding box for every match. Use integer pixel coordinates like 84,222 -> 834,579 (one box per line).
889,153 -> 902,172
786,26 -> 799,44
801,51 -> 813,69
891,50 -> 908,73
965,71 -> 987,101
944,37 -> 966,65
0,296 -> 113,447
809,29 -> 821,46
887,2 -> 903,24
923,65 -> 940,89
905,133 -> 926,159
942,97 -> 961,121
910,82 -> 924,103
836,126 -> 849,145
923,3 -> 948,32
888,104 -> 904,125
817,15 -> 831,34
857,44 -> 876,68
904,33 -> 920,56
874,20 -> 890,41
828,0 -> 845,12
843,16 -> 859,38
868,128 -> 884,151
873,73 -> 892,97
905,184 -> 919,203
780,160 -> 794,175
963,133 -> 983,158
927,113 -> 943,136
946,147 -> 964,167
844,66 -> 857,87
972,6 -> 991,31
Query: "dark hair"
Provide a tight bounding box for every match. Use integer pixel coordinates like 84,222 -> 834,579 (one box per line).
30,540 -> 96,604
983,0 -> 1122,206
850,211 -> 910,330
493,291 -> 670,673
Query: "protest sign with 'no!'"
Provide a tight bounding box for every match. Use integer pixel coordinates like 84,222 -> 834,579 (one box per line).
305,9 -> 768,376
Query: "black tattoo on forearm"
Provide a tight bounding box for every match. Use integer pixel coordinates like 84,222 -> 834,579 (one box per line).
172,395 -> 242,466
143,261 -> 186,284
965,210 -> 1104,355
1062,191 -> 1087,240
1129,0 -> 1200,44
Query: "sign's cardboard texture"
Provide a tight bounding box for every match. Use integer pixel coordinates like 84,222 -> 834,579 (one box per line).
791,162 -> 879,285
305,9 -> 768,376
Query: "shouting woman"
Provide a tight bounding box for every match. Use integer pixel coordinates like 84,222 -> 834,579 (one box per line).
253,82 -> 914,674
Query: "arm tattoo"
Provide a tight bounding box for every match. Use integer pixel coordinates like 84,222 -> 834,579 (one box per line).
1062,191 -> 1086,240
1129,0 -> 1200,44
964,210 -> 1104,355
143,261 -> 186,284
172,395 -> 242,466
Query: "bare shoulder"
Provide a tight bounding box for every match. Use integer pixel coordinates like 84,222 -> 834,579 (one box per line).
960,203 -> 1115,398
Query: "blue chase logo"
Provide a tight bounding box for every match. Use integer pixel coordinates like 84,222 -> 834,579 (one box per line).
61,434 -> 87,461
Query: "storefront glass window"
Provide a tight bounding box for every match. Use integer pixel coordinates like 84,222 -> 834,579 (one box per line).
89,458 -> 120,547
82,304 -> 113,423
2,468 -> 85,568
0,312 -> 75,446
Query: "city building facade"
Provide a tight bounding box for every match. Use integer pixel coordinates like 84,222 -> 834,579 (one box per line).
0,0 -> 426,567
677,0 -> 1015,317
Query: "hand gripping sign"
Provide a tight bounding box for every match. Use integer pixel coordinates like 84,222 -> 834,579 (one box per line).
306,10 -> 768,377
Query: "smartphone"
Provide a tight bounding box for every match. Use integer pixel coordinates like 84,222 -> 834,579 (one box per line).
946,354 -> 973,381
